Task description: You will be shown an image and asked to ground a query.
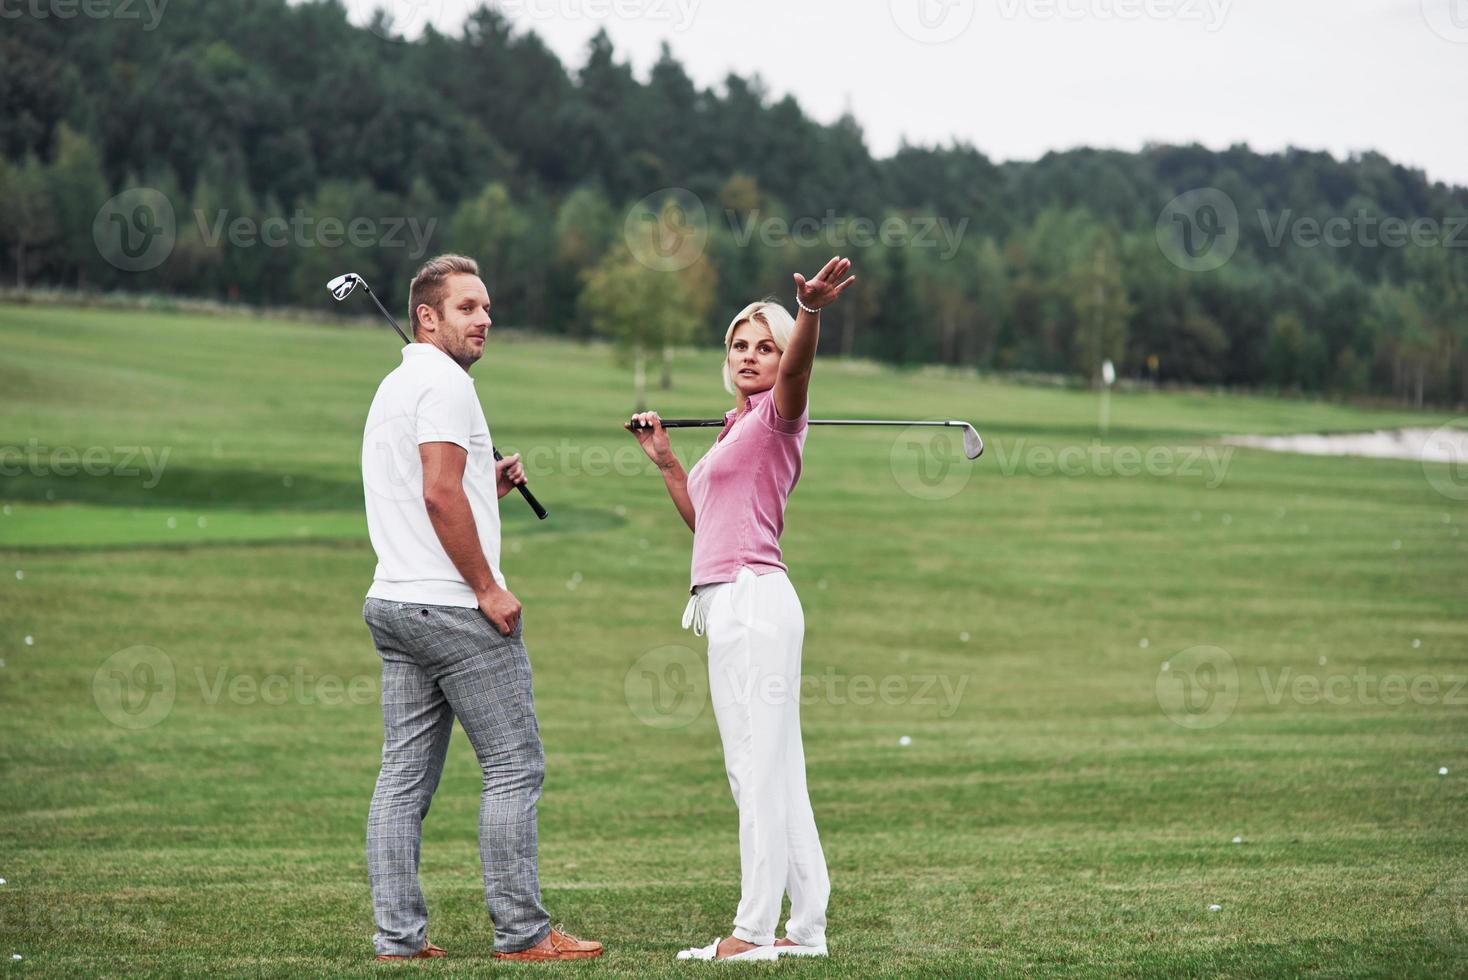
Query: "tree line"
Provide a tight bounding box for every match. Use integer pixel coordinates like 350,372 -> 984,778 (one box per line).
2,0 -> 1466,405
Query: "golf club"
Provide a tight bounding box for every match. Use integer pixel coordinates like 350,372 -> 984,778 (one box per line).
328,272 -> 549,520
627,417 -> 984,460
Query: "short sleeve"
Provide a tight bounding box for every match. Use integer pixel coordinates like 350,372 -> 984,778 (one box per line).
413,377 -> 478,449
759,391 -> 808,436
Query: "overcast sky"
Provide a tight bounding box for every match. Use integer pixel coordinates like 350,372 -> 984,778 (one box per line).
350,0 -> 1468,189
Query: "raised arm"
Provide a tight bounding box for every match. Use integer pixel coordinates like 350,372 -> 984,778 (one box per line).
774,256 -> 856,422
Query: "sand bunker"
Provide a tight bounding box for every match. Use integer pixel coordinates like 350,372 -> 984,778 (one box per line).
1222,426 -> 1468,462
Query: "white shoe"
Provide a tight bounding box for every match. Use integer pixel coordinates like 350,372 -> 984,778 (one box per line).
775,941 -> 828,957
676,938 -> 778,962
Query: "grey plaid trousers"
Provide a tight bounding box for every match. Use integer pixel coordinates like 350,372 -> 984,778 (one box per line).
363,598 -> 552,956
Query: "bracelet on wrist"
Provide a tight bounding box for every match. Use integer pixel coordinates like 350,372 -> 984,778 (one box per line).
795,295 -> 820,315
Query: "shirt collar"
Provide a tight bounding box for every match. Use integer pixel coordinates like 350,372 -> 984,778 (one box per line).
729,386 -> 773,418
402,343 -> 474,381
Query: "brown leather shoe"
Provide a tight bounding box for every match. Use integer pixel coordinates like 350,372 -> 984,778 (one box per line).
375,940 -> 447,961
494,927 -> 603,961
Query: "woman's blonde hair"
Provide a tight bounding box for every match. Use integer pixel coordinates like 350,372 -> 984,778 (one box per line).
722,299 -> 795,395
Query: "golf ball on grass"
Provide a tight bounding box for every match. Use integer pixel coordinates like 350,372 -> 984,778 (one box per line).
1208,904 -> 1221,912
1440,767 -> 1449,776
898,736 -> 912,747
24,636 -> 33,646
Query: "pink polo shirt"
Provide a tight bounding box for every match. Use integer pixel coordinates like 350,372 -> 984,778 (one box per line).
686,386 -> 808,590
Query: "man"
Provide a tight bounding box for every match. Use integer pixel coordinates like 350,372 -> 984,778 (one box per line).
359,254 -> 602,962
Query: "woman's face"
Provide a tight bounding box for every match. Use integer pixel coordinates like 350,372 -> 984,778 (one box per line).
728,320 -> 782,396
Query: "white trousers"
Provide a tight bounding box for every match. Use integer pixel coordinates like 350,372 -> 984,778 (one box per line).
686,567 -> 830,947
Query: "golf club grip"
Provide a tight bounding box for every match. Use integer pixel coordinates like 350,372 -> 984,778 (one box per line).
627,419 -> 725,429
493,449 -> 548,520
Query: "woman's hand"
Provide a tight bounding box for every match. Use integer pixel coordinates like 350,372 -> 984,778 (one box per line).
775,256 -> 856,422
627,411 -> 696,531
626,411 -> 675,470
794,255 -> 857,312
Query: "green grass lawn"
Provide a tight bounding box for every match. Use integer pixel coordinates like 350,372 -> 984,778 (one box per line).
1,303 -> 1465,977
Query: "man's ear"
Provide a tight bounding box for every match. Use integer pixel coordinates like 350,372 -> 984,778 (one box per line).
414,303 -> 435,334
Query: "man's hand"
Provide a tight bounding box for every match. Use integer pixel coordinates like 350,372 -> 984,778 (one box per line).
477,585 -> 522,636
495,452 -> 526,499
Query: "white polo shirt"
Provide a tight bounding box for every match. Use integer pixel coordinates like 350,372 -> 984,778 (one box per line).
362,344 -> 505,607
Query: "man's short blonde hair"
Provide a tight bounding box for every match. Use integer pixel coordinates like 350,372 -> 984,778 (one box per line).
722,300 -> 795,394
408,254 -> 480,335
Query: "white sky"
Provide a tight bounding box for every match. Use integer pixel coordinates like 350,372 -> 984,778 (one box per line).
351,0 -> 1468,189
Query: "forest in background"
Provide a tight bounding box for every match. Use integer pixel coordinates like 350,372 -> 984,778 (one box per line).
3,0 -> 1466,404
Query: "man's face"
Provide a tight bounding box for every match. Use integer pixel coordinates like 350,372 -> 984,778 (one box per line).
418,274 -> 492,369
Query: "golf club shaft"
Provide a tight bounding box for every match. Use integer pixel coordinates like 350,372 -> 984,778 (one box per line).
631,419 -> 962,429
359,279 -> 412,345
627,416 -> 984,460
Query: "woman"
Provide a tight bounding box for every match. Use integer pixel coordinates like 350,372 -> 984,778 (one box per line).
626,256 -> 856,962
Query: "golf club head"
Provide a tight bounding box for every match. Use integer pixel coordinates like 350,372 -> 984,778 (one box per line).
955,422 -> 984,459
327,273 -> 360,302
